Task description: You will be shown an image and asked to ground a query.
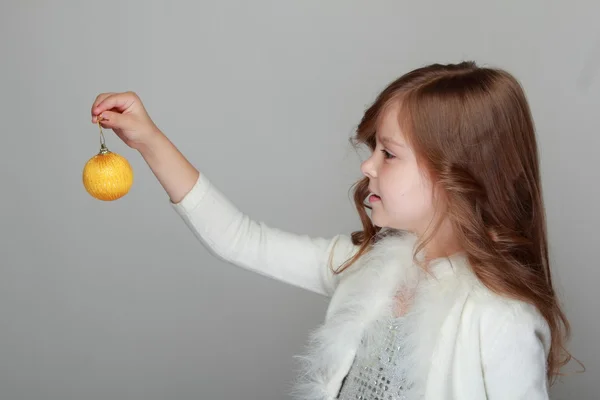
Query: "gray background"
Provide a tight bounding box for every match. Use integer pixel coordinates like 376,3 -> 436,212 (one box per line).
1,1 -> 598,399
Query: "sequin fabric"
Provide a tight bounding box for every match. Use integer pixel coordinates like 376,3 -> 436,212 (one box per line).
336,317 -> 413,400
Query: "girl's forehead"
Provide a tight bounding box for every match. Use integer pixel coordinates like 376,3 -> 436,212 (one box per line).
376,107 -> 409,146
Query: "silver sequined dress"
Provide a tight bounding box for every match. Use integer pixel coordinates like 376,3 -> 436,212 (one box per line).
336,316 -> 412,400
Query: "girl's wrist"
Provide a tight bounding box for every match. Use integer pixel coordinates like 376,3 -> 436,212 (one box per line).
136,127 -> 167,157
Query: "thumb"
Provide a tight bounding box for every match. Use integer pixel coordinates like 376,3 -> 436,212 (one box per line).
97,110 -> 130,131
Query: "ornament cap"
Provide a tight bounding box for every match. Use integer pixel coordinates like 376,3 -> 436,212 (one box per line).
99,143 -> 110,154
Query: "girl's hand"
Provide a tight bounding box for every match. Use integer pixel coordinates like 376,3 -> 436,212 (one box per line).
91,91 -> 162,151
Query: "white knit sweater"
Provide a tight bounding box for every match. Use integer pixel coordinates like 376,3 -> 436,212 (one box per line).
171,173 -> 552,400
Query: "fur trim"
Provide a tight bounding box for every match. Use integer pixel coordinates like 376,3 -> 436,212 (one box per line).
291,230 -> 477,399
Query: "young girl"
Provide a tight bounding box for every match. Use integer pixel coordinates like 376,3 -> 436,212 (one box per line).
91,61 -> 570,399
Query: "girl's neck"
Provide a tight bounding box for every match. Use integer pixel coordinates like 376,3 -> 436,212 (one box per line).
418,219 -> 463,263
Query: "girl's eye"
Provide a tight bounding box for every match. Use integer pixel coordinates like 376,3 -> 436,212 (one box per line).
381,149 -> 395,159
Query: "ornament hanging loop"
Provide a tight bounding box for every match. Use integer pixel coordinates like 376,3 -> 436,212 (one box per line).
97,117 -> 109,154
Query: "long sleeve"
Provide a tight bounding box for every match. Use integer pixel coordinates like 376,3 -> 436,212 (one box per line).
170,172 -> 358,297
480,302 -> 552,400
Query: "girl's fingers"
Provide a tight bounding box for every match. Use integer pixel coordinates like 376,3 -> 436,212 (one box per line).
92,92 -> 137,120
91,92 -> 115,121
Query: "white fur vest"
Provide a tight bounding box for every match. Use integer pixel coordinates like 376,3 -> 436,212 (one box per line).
290,230 -> 552,400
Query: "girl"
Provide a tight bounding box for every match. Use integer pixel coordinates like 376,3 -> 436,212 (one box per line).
91,61 -> 570,399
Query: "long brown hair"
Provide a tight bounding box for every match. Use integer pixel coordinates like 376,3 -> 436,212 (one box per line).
338,61 -> 572,383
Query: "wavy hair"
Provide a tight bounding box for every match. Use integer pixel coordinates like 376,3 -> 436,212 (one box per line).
336,61 -> 572,382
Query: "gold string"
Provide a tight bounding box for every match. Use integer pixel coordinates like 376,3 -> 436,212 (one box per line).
97,116 -> 106,148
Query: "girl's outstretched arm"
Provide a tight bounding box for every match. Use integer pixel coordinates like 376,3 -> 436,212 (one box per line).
91,91 -> 356,296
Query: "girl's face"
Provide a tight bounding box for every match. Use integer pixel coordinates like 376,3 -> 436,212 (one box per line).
360,102 -> 436,235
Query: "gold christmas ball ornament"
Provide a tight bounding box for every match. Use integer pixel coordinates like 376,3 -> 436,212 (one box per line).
83,120 -> 133,201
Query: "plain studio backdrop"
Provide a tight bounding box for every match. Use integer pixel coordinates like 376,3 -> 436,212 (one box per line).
1,1 -> 598,399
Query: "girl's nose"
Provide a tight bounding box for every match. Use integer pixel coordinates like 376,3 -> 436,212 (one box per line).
361,157 -> 377,179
